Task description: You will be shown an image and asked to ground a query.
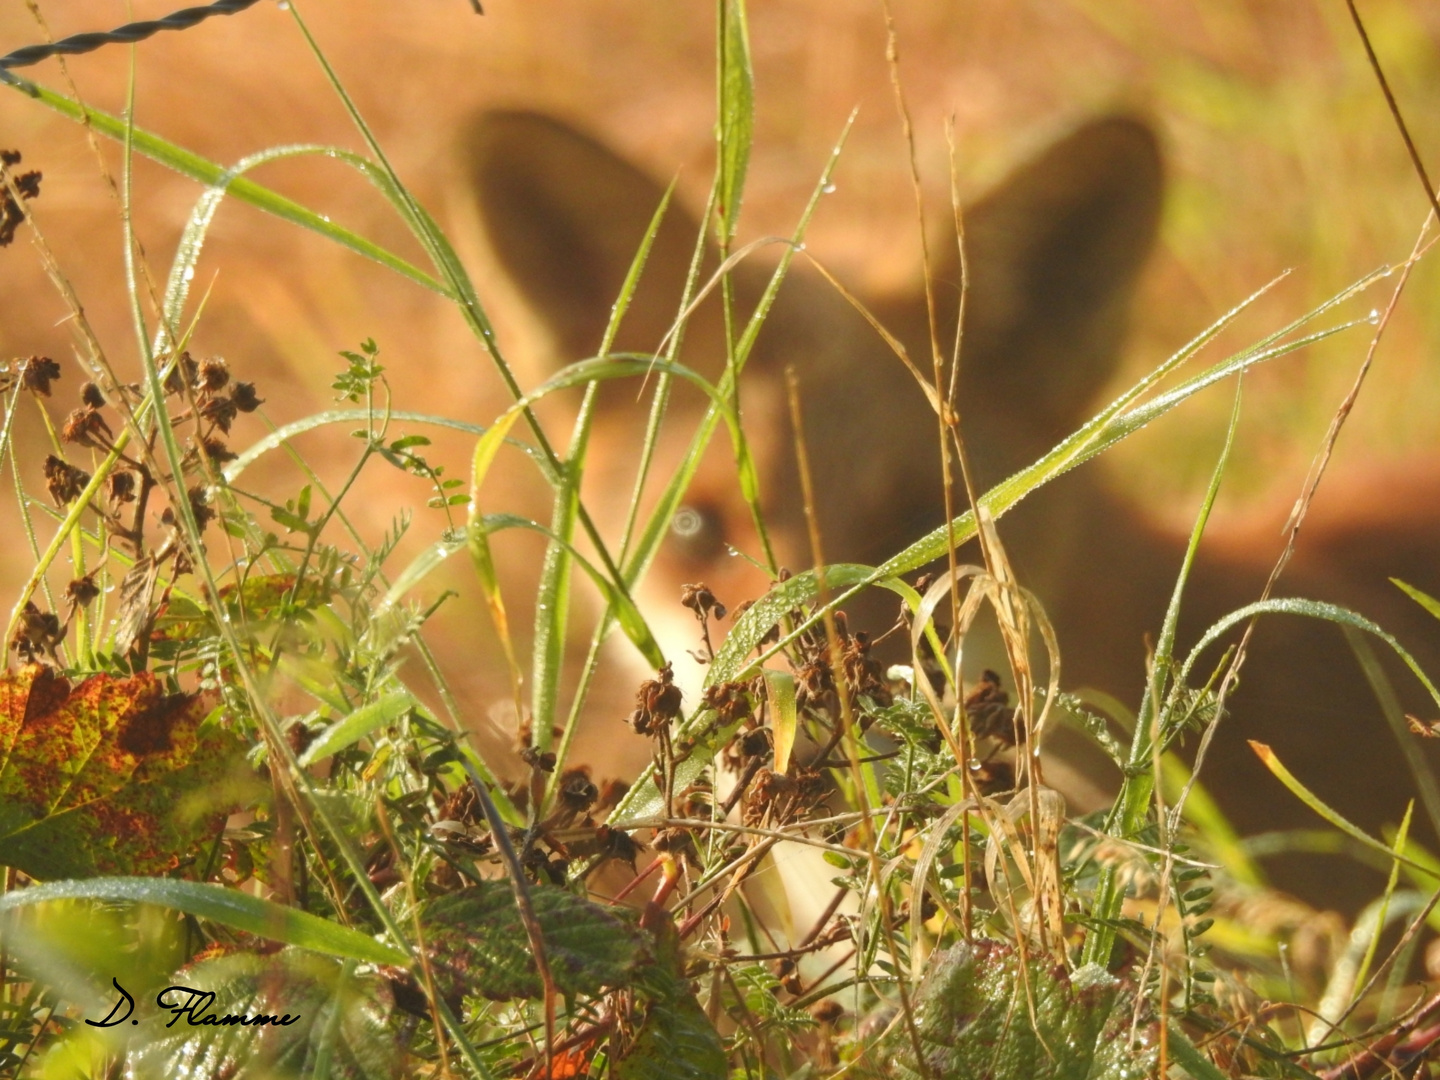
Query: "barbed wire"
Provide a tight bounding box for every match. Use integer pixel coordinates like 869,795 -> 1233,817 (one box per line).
0,1 -> 484,83
0,0 -> 265,73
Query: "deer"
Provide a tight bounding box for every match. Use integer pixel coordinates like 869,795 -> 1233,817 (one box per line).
460,108 -> 1440,915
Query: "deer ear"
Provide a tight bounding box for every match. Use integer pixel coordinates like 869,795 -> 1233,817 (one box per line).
464,110 -> 706,365
960,115 -> 1163,439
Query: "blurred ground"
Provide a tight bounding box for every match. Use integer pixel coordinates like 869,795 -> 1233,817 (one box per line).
1,0 -> 1438,775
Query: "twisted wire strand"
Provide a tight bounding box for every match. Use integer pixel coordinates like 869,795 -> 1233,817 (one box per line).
0,0 -> 264,72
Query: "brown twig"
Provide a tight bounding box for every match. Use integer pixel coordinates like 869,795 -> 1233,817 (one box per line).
1345,0 -> 1440,224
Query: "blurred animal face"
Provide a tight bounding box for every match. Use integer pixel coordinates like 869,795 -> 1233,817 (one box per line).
463,109 -> 1165,692
463,109 -> 1440,911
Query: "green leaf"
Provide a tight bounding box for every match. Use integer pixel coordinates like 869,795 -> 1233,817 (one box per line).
870,940 -> 1158,1080
125,950 -> 403,1080
614,983 -> 727,1080
0,878 -> 407,965
418,882 -> 648,1002
614,917 -> 726,1080
298,692 -> 414,767
0,666 -> 245,879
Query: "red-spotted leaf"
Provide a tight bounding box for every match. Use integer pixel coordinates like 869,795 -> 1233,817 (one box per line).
0,665 -> 245,879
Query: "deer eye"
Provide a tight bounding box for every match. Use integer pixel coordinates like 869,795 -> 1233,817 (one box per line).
670,502 -> 728,564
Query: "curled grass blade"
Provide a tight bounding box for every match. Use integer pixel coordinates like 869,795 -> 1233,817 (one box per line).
226,409 -> 551,485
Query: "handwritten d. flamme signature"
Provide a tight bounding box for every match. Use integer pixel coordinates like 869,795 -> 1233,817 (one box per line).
86,977 -> 302,1029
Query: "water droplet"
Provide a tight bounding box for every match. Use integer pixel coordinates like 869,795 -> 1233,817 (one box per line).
277,0 -> 290,9
822,182 -> 837,194
182,265 -> 195,282
1368,308 -> 1381,324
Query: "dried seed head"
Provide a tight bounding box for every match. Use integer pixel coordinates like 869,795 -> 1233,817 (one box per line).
197,356 -> 230,393
66,574 -> 100,609
79,381 -> 106,409
163,352 -> 199,396
187,486 -> 216,531
230,382 -> 263,413
558,768 -> 598,815
18,356 -> 60,396
198,436 -> 237,464
701,681 -> 752,726
11,601 -> 63,661
107,469 -> 137,504
61,407 -> 112,450
630,662 -> 683,735
43,454 -> 91,504
0,150 -> 41,247
681,582 -> 727,621
964,669 -> 1013,744
199,394 -> 238,433
286,721 -> 315,758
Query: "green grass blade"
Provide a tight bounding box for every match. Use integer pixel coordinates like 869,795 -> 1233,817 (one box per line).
619,120 -> 853,609
716,0 -> 754,244
225,409 -> 551,485
3,74 -> 447,295
1393,578 -> 1440,621
1177,598 -> 1440,726
298,691 -> 415,767
1083,381 -> 1243,967
1249,743 -> 1437,881
701,300 -> 1379,699
0,879 -> 408,965
1344,625 -> 1440,836
529,182 -> 677,757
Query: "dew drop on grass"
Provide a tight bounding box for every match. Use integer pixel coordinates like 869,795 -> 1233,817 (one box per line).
822,183 -> 837,194
1368,308 -> 1381,324
182,266 -> 195,282
277,0 -> 290,8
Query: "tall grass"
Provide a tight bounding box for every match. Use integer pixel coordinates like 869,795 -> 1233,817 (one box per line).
0,1 -> 1437,1078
